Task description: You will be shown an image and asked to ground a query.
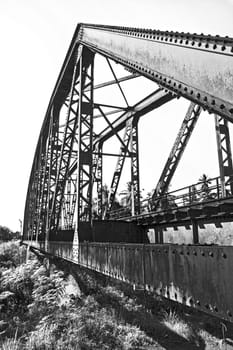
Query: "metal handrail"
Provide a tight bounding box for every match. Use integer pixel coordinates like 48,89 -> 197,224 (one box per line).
109,175 -> 233,220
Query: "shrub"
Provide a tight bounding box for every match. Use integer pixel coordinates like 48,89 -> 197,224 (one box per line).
0,241 -> 26,268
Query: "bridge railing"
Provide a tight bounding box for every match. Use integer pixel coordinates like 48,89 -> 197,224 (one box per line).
109,175 -> 233,220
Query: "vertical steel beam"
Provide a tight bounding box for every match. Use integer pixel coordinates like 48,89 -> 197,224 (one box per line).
48,46 -> 84,234
35,124 -> 52,241
45,105 -> 61,234
152,103 -> 202,205
130,120 -> 140,215
192,220 -> 199,244
95,144 -> 103,218
215,115 -> 233,196
75,49 -> 94,227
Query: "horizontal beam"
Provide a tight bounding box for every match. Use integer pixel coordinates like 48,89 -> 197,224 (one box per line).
94,88 -> 174,145
67,89 -> 174,177
85,72 -> 139,91
79,23 -> 233,121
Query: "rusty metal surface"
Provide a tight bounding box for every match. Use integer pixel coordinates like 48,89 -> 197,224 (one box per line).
24,240 -> 233,322
81,25 -> 233,120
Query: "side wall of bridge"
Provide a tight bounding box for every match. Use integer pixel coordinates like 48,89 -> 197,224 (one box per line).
49,221 -> 147,243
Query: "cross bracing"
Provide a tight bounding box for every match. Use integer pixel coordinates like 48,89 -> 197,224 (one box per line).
23,23 -> 233,242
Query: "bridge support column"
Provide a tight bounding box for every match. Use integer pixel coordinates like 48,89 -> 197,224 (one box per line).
153,227 -> 163,243
130,120 -> 140,215
96,143 -> 103,219
215,115 -> 233,197
75,48 -> 95,240
192,220 -> 199,244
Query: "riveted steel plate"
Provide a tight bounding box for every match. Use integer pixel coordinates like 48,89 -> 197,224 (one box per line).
25,240 -> 233,322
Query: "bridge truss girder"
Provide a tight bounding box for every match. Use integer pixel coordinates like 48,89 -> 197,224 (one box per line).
152,103 -> 202,205
23,23 -> 233,244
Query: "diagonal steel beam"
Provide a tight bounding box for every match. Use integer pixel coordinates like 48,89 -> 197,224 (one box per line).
152,103 -> 202,203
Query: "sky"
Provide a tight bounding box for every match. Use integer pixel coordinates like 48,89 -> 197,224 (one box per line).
0,0 -> 233,231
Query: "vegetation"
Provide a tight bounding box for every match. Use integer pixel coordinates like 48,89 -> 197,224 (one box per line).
92,184 -> 122,219
0,226 -> 20,242
0,241 -> 158,349
0,241 -> 232,349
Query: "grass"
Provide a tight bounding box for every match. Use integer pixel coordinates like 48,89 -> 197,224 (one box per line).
162,309 -> 195,341
1,241 -> 233,349
0,241 -> 160,349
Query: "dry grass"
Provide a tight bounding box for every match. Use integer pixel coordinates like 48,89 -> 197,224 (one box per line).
163,310 -> 195,341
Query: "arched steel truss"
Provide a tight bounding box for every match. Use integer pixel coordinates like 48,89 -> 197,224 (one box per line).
23,24 -> 233,322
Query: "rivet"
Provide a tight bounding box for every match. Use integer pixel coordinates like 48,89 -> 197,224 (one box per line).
221,46 -> 226,51
227,310 -> 232,317
214,306 -> 218,312
196,300 -> 201,306
209,252 -> 213,257
193,251 -> 197,256
222,253 -> 227,259
201,251 -> 205,256
213,44 -> 217,49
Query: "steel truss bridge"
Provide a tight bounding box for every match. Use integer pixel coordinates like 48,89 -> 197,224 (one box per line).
23,23 -> 233,322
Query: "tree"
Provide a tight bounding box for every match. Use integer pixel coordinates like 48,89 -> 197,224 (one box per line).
198,174 -> 212,200
0,226 -> 14,241
92,184 -> 122,219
